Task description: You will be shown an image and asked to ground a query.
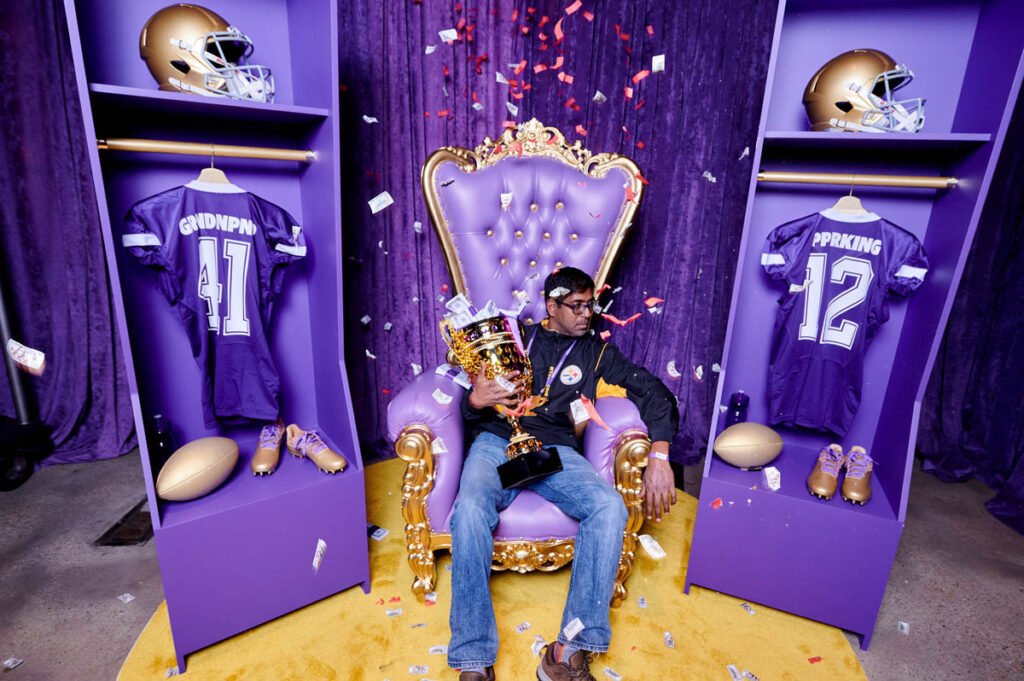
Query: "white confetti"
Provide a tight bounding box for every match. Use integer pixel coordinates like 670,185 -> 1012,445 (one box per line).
6,339 -> 44,372
515,621 -> 532,634
387,607 -> 403,617
664,631 -> 675,648
762,466 -> 781,491
365,349 -> 377,359
360,315 -> 371,325
362,115 -> 379,124
738,146 -> 750,160
563,617 -> 585,640
4,658 -> 24,670
384,322 -> 393,332
506,101 -> 519,117
702,170 -> 717,183
693,365 -> 704,380
413,221 -> 423,234
531,636 -> 547,658
638,596 -> 647,608
412,296 -> 420,303
425,591 -> 438,603
741,672 -> 761,681
312,538 -> 327,573
472,102 -> 484,111
549,286 -> 570,298
711,362 -> 721,373
409,664 -> 428,674
428,645 -> 448,654
411,363 -> 423,376
165,666 -> 179,677
431,389 -> 452,405
593,90 -> 607,103
369,191 -> 394,213
727,664 -> 743,681
410,622 -> 427,628
117,593 -> 135,603
898,621 -> 910,635
603,667 -> 623,681
496,71 -> 508,84
425,45 -> 437,55
720,405 -> 728,413
741,602 -> 755,615
652,54 -> 666,73
647,306 -> 662,314
639,534 -> 666,559
666,361 -> 681,378
438,28 -> 458,43
612,286 -> 623,294
431,437 -> 447,454
500,192 -> 513,209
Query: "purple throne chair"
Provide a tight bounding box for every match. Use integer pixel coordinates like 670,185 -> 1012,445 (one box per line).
386,119 -> 651,606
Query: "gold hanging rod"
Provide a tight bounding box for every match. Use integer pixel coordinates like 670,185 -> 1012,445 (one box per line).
757,170 -> 956,190
96,138 -> 314,163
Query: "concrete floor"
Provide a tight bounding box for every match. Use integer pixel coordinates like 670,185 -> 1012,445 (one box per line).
0,451 -> 1021,680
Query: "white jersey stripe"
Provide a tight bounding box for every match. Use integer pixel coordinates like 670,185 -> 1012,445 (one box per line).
122,233 -> 161,248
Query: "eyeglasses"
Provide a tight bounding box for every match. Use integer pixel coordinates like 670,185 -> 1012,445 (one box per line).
554,299 -> 597,315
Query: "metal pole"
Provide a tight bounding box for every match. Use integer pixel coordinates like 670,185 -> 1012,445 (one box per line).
97,138 -> 315,163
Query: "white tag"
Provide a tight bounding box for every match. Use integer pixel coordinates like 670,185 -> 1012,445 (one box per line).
117,593 -> 135,603
371,527 -> 389,541
664,631 -> 674,648
652,54 -> 666,73
409,665 -> 429,674
638,596 -> 647,608
515,621 -> 532,633
428,645 -> 448,654
387,608 -> 403,617
362,115 -> 378,124
7,339 -> 45,372
570,399 -> 589,425
438,28 -> 458,42
506,101 -> 519,116
368,191 -> 394,214
563,617 -> 585,640
666,360 -> 681,378
762,466 -> 781,491
639,534 -> 666,560
312,538 -> 327,573
500,192 -> 513,209
593,90 -> 607,103
431,437 -> 448,454
603,668 -> 623,681
425,45 -> 437,55
431,389 -> 453,405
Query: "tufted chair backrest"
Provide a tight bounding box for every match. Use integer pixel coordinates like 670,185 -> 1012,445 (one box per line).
422,119 -> 644,323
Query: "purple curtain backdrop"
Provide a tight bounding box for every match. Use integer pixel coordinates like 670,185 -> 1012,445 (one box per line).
337,0 -> 779,464
917,82 -> 1024,534
0,0 -> 136,465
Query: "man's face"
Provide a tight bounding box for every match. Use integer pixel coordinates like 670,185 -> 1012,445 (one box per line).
546,288 -> 595,337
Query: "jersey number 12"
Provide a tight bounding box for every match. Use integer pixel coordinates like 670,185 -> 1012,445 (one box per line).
798,253 -> 873,350
197,237 -> 251,336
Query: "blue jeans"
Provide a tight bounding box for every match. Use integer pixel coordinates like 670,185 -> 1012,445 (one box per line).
447,431 -> 629,669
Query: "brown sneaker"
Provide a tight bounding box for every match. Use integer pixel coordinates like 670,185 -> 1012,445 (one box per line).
537,642 -> 595,681
841,446 -> 873,505
285,425 -> 347,474
459,668 -> 495,681
250,420 -> 285,476
806,444 -> 845,500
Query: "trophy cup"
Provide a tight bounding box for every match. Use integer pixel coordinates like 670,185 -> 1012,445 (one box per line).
440,314 -> 562,488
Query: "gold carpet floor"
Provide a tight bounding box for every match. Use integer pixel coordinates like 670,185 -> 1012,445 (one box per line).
119,458 -> 865,680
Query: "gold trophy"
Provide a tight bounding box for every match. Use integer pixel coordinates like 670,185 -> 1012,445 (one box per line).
440,314 -> 562,487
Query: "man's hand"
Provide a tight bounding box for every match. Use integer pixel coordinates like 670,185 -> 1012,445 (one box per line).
467,370 -> 524,411
643,442 -> 676,521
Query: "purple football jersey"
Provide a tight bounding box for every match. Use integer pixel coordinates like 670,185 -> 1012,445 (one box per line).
123,181 -> 307,427
761,209 -> 928,436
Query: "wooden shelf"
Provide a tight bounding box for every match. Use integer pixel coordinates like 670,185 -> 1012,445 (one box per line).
763,131 -> 991,152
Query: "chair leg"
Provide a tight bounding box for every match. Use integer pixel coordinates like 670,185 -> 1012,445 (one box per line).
610,431 -> 651,607
396,425 -> 439,601
408,548 -> 437,600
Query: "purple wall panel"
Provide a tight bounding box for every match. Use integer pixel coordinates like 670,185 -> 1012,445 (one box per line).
767,2 -> 980,133
952,0 -> 1024,132
77,0 -> 296,104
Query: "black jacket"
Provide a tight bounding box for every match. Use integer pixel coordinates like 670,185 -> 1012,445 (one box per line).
461,322 -> 679,449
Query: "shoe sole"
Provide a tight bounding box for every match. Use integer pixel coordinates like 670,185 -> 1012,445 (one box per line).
252,470 -> 276,476
841,495 -> 867,505
536,666 -> 556,681
289,451 -> 340,474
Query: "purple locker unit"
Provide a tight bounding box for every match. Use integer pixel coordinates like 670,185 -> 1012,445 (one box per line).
684,0 -> 1024,649
62,0 -> 369,672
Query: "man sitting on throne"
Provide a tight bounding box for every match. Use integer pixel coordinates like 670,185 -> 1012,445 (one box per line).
448,266 -> 680,681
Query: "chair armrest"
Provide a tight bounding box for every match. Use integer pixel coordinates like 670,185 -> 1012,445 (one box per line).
583,397 -> 649,482
387,372 -> 468,530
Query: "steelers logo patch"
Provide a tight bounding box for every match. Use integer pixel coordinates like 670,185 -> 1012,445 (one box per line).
560,364 -> 583,385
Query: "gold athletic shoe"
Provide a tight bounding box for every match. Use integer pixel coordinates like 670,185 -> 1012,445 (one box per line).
286,425 -> 347,474
807,444 -> 846,500
251,420 -> 285,476
841,446 -> 873,505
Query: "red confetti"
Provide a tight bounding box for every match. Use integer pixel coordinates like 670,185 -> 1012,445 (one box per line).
599,330 -> 611,341
614,23 -> 620,35
539,15 -> 550,27
534,63 -> 548,73
595,284 -> 611,295
539,31 -> 548,41
646,24 -> 654,35
512,91 -> 524,99
472,91 -> 479,102
389,596 -> 401,602
514,59 -> 527,75
635,171 -> 649,185
625,184 -> 638,203
554,16 -> 565,41
644,297 -> 665,307
624,86 -> 634,99
442,284 -> 449,292
424,112 -> 431,117
551,55 -> 564,70
520,25 -> 530,34
565,0 -> 582,14
620,33 -> 631,40
437,109 -> 450,117
580,395 -> 610,430
634,99 -> 646,110
457,17 -> 466,30
636,141 -> 645,149
376,598 -> 385,605
710,497 -> 723,510
602,312 -> 641,327
588,212 -> 600,218
632,69 -> 650,84
425,600 -> 437,607
502,120 -> 516,128
443,63 -> 450,76
575,124 -> 588,136
558,72 -> 574,84
564,96 -> 576,108
583,11 -> 594,21
511,8 -> 518,21
808,657 -> 822,664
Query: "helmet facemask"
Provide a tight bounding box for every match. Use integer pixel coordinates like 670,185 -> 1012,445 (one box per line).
168,26 -> 275,102
835,65 -> 924,133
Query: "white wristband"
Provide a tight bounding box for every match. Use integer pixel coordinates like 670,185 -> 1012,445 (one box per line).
651,451 -> 669,461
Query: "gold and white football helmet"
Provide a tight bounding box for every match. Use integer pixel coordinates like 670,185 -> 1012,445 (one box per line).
803,49 -> 924,133
139,4 -> 274,102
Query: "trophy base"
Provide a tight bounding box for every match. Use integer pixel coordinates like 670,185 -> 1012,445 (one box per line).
498,448 -> 563,489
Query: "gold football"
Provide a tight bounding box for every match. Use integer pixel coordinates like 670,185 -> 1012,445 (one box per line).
156,436 -> 239,501
713,422 -> 783,469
